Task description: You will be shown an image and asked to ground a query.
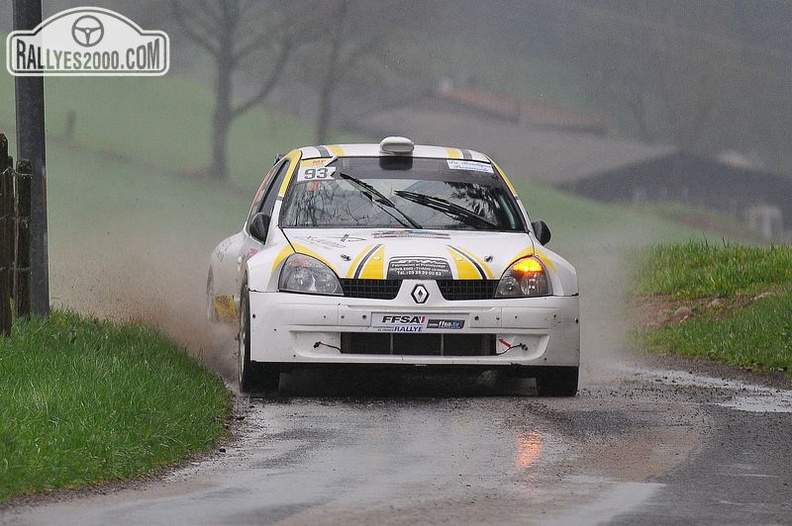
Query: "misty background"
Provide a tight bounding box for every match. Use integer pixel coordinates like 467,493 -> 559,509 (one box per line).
3,1 -> 790,172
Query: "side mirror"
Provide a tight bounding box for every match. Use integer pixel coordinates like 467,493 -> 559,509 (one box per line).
249,212 -> 271,242
531,220 -> 551,245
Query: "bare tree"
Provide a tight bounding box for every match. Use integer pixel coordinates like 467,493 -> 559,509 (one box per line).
309,0 -> 429,144
170,0 -> 300,181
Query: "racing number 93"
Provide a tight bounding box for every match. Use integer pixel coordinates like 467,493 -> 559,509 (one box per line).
298,166 -> 335,181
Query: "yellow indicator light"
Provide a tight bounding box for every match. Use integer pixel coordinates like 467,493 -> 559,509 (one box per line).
513,258 -> 544,274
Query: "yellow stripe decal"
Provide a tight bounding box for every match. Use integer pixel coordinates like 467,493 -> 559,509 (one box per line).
534,248 -> 556,271
358,245 -> 385,279
448,245 -> 494,279
490,158 -> 518,196
271,244 -> 296,273
447,247 -> 482,280
445,147 -> 462,160
346,244 -> 375,278
291,243 -> 339,274
328,145 -> 345,157
512,247 -> 535,262
278,150 -> 303,197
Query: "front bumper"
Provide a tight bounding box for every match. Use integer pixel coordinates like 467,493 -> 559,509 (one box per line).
248,280 -> 579,367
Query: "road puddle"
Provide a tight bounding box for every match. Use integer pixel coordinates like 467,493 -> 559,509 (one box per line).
629,366 -> 792,413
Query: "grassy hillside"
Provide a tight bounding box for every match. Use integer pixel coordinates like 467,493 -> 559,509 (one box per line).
634,242 -> 792,376
0,74 -> 356,190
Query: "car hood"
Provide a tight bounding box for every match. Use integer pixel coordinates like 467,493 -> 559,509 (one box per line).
280,228 -> 538,281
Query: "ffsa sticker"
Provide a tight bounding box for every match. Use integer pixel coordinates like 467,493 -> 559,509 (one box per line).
373,314 -> 426,332
296,166 -> 336,182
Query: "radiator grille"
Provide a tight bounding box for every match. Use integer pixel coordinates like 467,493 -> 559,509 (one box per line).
436,280 -> 500,301
340,279 -> 402,300
339,279 -> 501,301
341,333 -> 496,356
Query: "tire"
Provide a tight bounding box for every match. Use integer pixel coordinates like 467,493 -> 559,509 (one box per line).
535,366 -> 579,397
238,284 -> 280,394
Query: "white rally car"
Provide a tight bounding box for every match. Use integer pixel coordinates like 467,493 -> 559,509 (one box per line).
208,137 -> 580,395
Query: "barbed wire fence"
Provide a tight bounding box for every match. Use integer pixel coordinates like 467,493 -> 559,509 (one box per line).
1,133 -> 32,336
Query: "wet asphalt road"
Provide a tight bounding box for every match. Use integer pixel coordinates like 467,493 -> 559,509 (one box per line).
4,362 -> 792,526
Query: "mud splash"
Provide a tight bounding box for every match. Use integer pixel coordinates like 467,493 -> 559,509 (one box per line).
50,226 -> 237,382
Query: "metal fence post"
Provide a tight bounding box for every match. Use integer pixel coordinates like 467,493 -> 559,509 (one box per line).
14,0 -> 50,318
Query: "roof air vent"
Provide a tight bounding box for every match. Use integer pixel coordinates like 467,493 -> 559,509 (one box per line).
379,136 -> 414,154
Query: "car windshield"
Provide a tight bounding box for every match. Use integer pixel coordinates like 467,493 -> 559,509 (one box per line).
280,157 -> 524,231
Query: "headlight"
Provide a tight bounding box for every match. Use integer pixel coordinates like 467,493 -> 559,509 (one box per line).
495,257 -> 552,298
279,254 -> 343,296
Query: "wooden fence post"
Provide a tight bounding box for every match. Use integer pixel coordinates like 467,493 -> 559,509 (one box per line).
0,134 -> 12,336
15,159 -> 32,319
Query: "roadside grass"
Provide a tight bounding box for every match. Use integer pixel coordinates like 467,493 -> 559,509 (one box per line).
633,241 -> 792,376
0,311 -> 229,503
634,241 -> 791,299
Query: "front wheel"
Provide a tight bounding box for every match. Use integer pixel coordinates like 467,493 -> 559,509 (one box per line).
238,285 -> 279,394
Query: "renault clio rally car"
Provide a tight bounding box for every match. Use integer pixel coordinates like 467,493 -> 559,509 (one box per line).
208,137 -> 580,396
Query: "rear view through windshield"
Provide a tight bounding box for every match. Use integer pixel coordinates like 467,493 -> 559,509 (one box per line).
280,157 -> 524,231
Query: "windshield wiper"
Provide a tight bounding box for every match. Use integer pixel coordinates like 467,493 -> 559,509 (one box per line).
338,172 -> 422,229
394,190 -> 500,229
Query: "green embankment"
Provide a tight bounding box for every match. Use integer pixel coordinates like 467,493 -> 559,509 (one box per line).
634,241 -> 792,376
0,311 -> 228,502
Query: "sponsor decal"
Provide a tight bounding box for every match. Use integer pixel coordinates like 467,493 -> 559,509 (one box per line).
373,314 -> 426,333
303,236 -> 347,249
446,160 -> 494,173
372,313 -> 467,332
372,230 -> 451,239
427,319 -> 465,330
301,158 -> 331,168
387,257 -> 452,279
7,7 -> 169,76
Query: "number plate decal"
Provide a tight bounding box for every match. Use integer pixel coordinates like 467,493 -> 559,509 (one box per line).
296,166 -> 336,182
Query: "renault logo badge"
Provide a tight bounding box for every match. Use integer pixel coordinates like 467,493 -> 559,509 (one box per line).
411,284 -> 429,304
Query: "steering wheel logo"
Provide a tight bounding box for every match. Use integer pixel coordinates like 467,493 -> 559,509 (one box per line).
71,15 -> 104,47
